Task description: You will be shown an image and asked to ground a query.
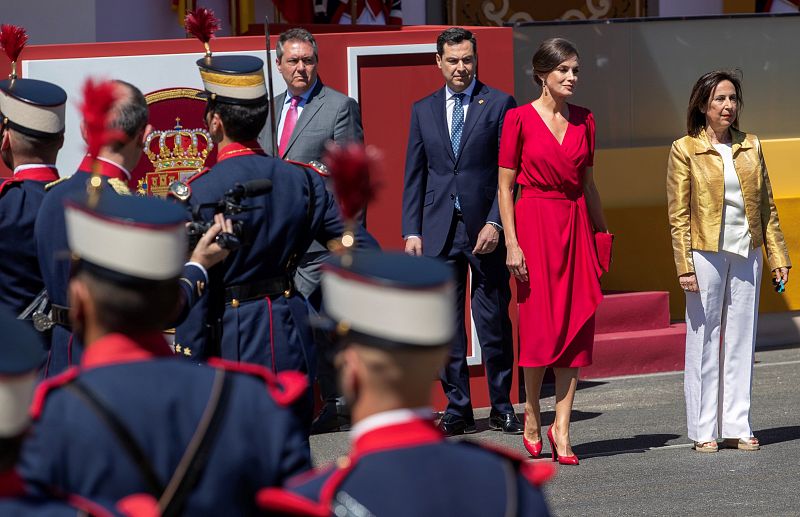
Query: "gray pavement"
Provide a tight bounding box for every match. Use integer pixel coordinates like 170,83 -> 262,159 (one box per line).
310,345 -> 800,516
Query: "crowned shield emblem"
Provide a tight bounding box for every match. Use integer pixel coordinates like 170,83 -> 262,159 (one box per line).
131,87 -> 217,196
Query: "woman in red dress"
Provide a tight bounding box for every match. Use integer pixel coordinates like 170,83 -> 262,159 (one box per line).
498,38 -> 609,465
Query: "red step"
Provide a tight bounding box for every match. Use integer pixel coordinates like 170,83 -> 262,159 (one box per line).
581,323 -> 687,379
595,291 -> 671,334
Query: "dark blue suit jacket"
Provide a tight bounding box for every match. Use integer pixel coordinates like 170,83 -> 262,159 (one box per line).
402,80 -> 516,257
19,333 -> 311,516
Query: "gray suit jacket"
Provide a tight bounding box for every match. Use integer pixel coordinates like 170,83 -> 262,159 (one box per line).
258,80 -> 365,298
259,80 -> 364,163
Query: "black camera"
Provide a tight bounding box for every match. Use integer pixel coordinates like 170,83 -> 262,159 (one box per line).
178,179 -> 273,251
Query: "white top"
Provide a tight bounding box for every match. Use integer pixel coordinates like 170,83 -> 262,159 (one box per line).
713,143 -> 751,257
445,79 -> 476,134
349,407 -> 433,442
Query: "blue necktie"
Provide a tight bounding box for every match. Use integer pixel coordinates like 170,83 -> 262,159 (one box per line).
451,93 -> 465,155
451,93 -> 465,212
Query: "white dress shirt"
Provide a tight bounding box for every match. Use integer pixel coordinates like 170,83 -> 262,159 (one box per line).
276,79 -> 318,140
445,79 -> 476,135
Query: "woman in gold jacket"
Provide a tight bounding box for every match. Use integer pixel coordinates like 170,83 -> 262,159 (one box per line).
667,70 -> 790,454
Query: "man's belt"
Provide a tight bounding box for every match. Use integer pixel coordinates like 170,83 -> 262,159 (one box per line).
51,304 -> 71,328
224,276 -> 294,305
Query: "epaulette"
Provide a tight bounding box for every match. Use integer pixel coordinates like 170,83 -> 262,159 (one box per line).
30,367 -> 80,419
461,440 -> 555,487
45,176 -> 69,191
165,168 -> 209,201
206,357 -> 308,406
257,486 -> 329,517
0,178 -> 21,195
258,453 -> 357,516
107,178 -> 131,195
285,159 -> 329,177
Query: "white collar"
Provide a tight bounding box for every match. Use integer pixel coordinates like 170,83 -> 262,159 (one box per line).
445,79 -> 477,100
285,79 -> 318,104
96,156 -> 131,180
350,407 -> 433,442
14,163 -> 57,175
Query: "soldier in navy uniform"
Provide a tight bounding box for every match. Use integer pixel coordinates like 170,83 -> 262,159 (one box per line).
174,33 -> 377,420
19,191 -> 312,515
0,26 -> 65,317
257,251 -> 553,517
35,80 -> 225,377
0,309 -> 140,516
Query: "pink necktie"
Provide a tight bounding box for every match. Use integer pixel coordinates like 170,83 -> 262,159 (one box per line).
278,95 -> 300,156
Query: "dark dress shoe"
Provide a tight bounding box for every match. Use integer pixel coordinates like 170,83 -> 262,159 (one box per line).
489,412 -> 524,435
438,413 -> 477,436
310,404 -> 351,434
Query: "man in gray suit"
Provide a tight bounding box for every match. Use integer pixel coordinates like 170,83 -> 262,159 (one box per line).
260,28 -> 363,162
259,27 -> 364,433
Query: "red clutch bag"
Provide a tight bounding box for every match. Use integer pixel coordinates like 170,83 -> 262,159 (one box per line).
595,232 -> 614,273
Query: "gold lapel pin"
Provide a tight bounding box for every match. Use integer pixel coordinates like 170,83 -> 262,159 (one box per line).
478,99 -> 485,104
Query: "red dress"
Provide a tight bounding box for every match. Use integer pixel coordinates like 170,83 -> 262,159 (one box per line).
499,103 -> 602,367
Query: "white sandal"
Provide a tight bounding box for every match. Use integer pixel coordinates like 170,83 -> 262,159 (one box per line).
693,441 -> 718,453
721,437 -> 760,451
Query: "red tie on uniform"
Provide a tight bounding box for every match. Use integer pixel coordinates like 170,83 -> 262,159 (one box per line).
278,95 -> 301,156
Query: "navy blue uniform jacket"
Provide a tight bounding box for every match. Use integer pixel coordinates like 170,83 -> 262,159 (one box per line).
258,417 -> 553,517
174,142 -> 377,377
0,468 -> 125,516
0,166 -> 59,315
18,332 -> 311,516
35,156 -> 207,377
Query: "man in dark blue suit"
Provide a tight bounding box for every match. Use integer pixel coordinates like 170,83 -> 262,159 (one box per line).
402,28 -> 521,436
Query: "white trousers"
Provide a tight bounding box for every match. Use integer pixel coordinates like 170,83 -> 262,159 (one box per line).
684,249 -> 762,442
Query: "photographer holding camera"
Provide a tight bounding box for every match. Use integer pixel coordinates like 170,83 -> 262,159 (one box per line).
174,47 -> 376,424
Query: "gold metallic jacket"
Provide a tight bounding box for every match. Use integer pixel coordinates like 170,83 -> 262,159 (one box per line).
667,128 -> 791,276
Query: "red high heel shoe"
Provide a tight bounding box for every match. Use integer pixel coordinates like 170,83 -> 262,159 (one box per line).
547,426 -> 579,465
523,436 -> 543,458
522,415 -> 542,458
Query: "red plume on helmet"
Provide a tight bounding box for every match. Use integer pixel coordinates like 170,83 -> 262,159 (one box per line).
0,24 -> 28,78
185,7 -> 220,56
80,78 -> 123,158
324,143 -> 381,222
